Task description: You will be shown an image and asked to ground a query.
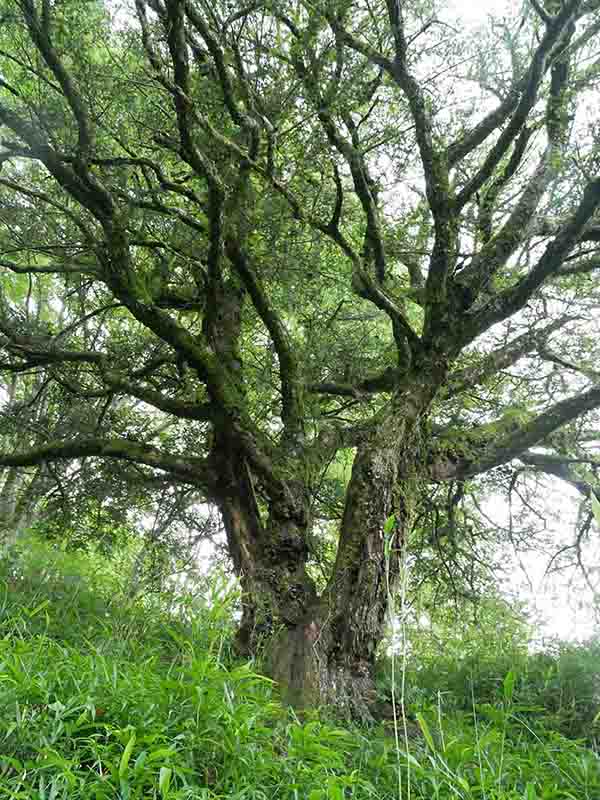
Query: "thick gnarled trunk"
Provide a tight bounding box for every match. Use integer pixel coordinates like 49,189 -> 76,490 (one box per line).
267,429 -> 421,719
216,391 -> 430,719
211,434 -> 318,655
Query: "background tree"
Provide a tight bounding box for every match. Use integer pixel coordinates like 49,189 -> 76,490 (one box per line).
2,0 -> 600,716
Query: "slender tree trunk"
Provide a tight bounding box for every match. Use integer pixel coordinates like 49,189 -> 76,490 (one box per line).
0,467 -> 21,547
13,467 -> 46,538
0,466 -> 46,548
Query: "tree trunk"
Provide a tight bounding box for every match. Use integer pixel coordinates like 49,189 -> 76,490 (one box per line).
266,431 -> 420,719
0,467 -> 44,549
218,387 -> 432,719
211,433 -> 318,654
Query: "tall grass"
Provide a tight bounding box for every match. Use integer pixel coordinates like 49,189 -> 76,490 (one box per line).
1,538 -> 599,799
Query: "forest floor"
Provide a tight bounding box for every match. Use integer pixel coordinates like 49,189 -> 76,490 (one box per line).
0,538 -> 599,799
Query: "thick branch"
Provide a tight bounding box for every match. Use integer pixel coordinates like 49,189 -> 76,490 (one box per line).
0,175 -> 94,238
458,143 -> 560,294
0,332 -> 214,420
538,345 -> 600,381
351,269 -> 421,356
20,0 -> 94,162
0,436 -> 214,489
555,255 -> 600,277
386,0 -> 454,307
446,318 -> 570,397
327,17 -> 393,72
0,258 -> 98,277
519,450 -> 595,497
448,88 -> 522,168
225,240 -> 302,438
475,126 -> 534,245
454,0 -> 581,208
289,43 -> 387,283
307,366 -> 403,398
100,369 -> 214,422
455,383 -> 600,478
465,177 -> 600,343
0,103 -> 113,220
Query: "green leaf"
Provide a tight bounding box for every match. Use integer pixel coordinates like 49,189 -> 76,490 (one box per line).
384,515 -> 396,559
119,731 -> 136,778
503,669 -> 516,703
416,713 -> 436,751
383,514 -> 396,535
524,781 -> 537,800
27,599 -> 50,618
146,747 -> 177,762
327,781 -> 344,800
159,766 -> 172,798
133,750 -> 148,773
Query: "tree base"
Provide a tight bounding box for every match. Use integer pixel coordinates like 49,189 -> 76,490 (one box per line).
266,622 -> 379,723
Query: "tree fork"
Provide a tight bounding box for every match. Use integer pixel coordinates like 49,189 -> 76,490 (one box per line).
256,390 -> 432,718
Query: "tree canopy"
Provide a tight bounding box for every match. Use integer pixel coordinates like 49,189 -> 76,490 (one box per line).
1,0 -> 600,712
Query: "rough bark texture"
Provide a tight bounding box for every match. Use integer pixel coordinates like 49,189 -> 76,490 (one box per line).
218,384 -> 434,719
256,447 -> 419,719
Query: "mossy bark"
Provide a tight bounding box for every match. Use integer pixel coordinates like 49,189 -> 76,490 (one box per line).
266,433 -> 423,718
217,383 -> 433,719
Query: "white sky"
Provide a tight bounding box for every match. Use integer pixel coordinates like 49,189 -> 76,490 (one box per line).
448,0 -> 522,24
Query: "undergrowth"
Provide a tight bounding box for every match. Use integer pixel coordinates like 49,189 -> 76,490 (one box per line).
378,595 -> 600,750
0,538 -> 599,799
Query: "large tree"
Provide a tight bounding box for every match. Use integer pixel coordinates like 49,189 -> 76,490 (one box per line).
2,0 -> 600,715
